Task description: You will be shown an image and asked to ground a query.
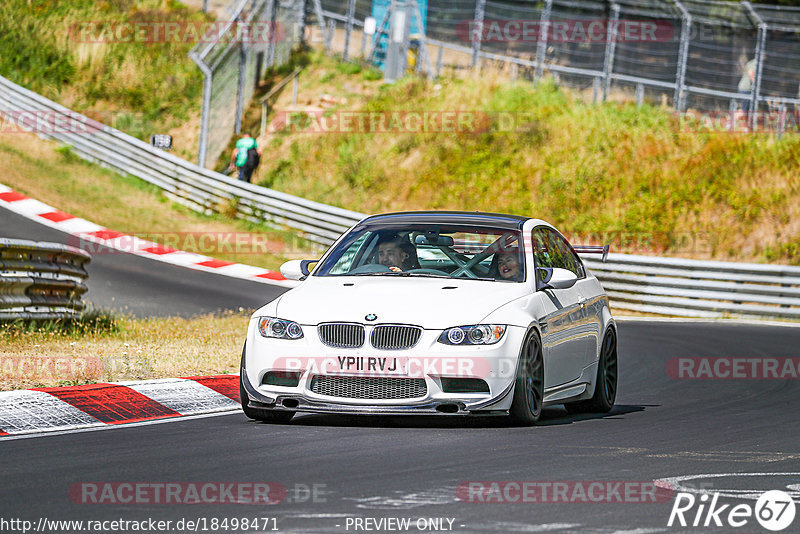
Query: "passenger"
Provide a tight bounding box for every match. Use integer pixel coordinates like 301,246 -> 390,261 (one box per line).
489,247 -> 522,281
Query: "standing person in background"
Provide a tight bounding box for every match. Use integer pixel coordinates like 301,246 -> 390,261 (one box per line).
229,133 -> 262,183
738,57 -> 757,113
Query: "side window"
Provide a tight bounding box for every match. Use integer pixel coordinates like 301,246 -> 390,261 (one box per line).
532,227 -> 585,284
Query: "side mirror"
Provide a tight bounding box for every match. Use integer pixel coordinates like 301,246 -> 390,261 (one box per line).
280,259 -> 317,281
542,267 -> 578,290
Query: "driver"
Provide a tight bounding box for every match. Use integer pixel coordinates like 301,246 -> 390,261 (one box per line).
377,234 -> 409,272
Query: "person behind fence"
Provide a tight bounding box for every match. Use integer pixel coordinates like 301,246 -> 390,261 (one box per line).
738,57 -> 757,113
229,133 -> 262,183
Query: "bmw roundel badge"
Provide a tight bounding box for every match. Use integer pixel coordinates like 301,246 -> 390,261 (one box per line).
365,313 -> 377,321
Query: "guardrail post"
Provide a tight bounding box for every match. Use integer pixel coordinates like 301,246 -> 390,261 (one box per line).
471,0 -> 486,69
535,0 -> 552,81
436,45 -> 444,76
343,0 -> 357,61
602,3 -> 620,100
672,0 -> 691,111
635,83 -> 644,106
743,1 -> 766,132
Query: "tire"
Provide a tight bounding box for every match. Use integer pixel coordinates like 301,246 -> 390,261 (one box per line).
509,331 -> 544,425
239,346 -> 294,423
565,328 -> 618,414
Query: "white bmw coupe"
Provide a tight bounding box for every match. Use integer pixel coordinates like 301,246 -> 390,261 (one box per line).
240,211 -> 617,425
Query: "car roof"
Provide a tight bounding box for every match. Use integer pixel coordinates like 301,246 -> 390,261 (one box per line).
359,211 -> 532,230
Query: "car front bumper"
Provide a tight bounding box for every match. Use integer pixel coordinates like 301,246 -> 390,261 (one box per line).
242,324 -> 526,415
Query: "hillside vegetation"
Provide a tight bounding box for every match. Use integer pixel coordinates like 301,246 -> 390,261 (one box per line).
0,0 -> 206,159
253,53 -> 800,264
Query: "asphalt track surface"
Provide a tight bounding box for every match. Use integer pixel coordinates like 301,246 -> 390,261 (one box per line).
2,321 -> 799,533
3,203 -> 800,533
1,205 -> 287,317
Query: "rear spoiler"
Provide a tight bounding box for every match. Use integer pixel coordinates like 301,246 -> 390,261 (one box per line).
572,245 -> 610,263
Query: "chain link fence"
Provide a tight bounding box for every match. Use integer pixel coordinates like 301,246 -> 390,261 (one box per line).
190,0 -> 305,169
314,0 -> 800,131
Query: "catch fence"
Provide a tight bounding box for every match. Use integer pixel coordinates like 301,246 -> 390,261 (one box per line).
316,0 -> 800,130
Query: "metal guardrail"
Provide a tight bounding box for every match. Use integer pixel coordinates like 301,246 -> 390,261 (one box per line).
0,74 -> 364,246
0,239 -> 91,320
581,253 -> 800,320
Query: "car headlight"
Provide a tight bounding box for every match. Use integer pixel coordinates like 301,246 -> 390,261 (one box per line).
258,316 -> 304,340
438,325 -> 506,345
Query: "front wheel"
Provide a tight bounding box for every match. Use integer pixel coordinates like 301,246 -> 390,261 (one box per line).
509,332 -> 544,425
565,328 -> 618,414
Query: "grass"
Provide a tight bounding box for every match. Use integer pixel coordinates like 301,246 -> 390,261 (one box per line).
0,0 -> 207,161
0,133 -> 324,270
251,54 -> 800,264
0,311 -> 248,391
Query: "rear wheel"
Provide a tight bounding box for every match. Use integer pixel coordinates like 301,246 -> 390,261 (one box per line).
240,347 -> 294,423
565,328 -> 617,414
509,332 -> 544,425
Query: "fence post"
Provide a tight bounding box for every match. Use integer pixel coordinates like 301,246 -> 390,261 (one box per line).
535,0 -> 552,81
190,52 -> 213,168
343,0 -> 357,61
235,15 -> 247,135
743,1 -> 767,132
298,0 -> 308,48
312,0 -> 330,51
471,0 -> 486,69
267,0 -> 277,67
673,0 -> 691,111
602,3 -> 620,100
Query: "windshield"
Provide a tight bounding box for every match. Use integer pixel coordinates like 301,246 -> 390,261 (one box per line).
314,223 -> 525,281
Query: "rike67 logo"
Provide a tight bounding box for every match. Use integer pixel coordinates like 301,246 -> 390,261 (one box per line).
668,490 -> 796,531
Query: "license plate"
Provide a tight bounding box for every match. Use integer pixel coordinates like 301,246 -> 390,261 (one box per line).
337,356 -> 404,374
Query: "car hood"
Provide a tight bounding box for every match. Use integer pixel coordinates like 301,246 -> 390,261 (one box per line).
274,276 -> 530,329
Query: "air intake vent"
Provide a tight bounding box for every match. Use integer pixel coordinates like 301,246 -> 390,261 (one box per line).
309,375 -> 427,399
370,325 -> 422,350
318,323 -> 365,348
